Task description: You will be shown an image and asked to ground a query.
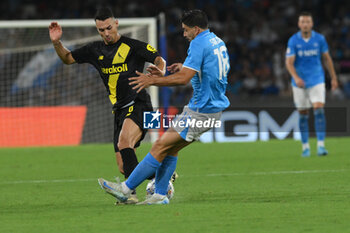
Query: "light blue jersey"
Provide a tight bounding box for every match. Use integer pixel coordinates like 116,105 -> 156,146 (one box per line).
183,29 -> 230,113
286,30 -> 329,88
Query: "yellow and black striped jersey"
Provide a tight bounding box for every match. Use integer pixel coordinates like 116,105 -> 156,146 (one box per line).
71,36 -> 159,109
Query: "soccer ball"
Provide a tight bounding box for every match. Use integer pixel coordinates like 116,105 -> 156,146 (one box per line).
146,178 -> 174,200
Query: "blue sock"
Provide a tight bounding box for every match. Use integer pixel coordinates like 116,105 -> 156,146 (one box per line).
314,108 -> 326,142
155,155 -> 178,196
299,113 -> 309,144
125,152 -> 161,190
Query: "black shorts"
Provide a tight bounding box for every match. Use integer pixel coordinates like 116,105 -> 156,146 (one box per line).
113,99 -> 153,152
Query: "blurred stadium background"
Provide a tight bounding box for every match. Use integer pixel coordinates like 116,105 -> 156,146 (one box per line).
0,0 -> 349,146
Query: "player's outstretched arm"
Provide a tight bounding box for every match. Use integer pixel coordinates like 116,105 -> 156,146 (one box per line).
49,22 -> 75,65
322,52 -> 338,90
285,55 -> 305,88
129,67 -> 195,93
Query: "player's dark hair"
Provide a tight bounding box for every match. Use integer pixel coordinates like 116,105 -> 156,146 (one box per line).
181,9 -> 208,29
94,7 -> 114,21
299,11 -> 313,18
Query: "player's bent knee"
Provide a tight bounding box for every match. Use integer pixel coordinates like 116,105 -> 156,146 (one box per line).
150,140 -> 169,159
117,136 -> 133,150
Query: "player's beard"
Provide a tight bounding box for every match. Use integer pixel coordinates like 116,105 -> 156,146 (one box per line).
302,29 -> 311,37
185,35 -> 194,41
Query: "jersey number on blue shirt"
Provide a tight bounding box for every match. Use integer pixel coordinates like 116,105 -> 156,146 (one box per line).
214,46 -> 229,80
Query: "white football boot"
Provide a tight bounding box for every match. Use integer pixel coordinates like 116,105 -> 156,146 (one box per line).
98,177 -> 129,203
137,193 -> 169,205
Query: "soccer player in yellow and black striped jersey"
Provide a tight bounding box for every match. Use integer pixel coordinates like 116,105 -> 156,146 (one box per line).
49,7 -> 166,203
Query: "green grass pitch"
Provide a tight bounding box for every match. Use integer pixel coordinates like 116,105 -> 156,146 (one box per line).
1,138 -> 350,233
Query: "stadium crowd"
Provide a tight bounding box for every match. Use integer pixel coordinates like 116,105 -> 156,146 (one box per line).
1,0 -> 350,105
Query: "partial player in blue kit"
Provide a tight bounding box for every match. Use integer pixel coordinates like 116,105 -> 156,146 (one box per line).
98,9 -> 230,204
285,12 -> 338,157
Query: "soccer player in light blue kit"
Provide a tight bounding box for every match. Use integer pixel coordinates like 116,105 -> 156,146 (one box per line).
285,12 -> 338,157
98,9 -> 230,204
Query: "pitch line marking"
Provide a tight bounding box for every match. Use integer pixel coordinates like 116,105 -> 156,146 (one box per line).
0,169 -> 348,185
202,169 -> 348,177
0,178 -> 97,185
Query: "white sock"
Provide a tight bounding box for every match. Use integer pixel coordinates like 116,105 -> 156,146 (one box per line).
302,143 -> 310,150
121,182 -> 133,196
317,141 -> 325,147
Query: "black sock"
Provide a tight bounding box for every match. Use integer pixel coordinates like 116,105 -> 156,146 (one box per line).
120,148 -> 139,178
119,148 -> 155,180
